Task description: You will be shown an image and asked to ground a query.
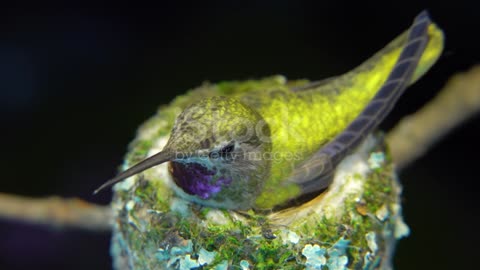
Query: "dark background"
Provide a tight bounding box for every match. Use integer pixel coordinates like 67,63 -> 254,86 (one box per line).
1,2 -> 479,270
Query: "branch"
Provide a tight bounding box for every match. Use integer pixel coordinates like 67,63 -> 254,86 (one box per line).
387,65 -> 480,169
0,192 -> 112,231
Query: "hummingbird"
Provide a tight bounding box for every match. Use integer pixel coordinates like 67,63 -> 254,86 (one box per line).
95,11 -> 444,210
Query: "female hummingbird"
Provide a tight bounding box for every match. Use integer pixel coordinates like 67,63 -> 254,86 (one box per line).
95,11 -> 444,210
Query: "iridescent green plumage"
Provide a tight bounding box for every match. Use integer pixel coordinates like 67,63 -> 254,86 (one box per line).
96,12 -> 444,210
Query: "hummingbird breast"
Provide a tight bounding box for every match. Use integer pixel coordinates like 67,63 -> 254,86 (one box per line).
168,161 -> 232,200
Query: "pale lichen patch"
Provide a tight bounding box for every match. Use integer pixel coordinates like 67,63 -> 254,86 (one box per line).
239,260 -> 251,270
125,200 -> 135,211
213,260 -> 229,270
375,204 -> 389,221
279,229 -> 301,245
328,255 -> 349,270
394,216 -> 410,239
366,232 -> 378,254
178,254 -> 200,270
204,209 -> 230,225
368,151 -> 385,169
198,248 -> 217,265
170,197 -> 191,217
302,244 -> 327,269
301,238 -> 350,270
391,204 -> 410,239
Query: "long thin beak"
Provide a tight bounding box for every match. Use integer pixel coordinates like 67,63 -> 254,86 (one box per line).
94,150 -> 177,194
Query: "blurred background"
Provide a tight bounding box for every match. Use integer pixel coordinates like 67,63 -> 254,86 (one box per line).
1,2 -> 479,269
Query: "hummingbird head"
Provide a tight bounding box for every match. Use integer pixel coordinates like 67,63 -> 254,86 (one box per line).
95,96 -> 271,210
166,96 -> 272,209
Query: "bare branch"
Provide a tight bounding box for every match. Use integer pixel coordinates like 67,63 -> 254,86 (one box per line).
387,65 -> 480,169
0,192 -> 112,231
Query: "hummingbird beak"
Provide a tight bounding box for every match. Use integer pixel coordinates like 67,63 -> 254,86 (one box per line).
94,150 -> 180,194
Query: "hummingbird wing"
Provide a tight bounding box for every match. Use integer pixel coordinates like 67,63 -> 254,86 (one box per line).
286,11 -> 432,194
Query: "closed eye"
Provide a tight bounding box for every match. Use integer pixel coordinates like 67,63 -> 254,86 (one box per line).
209,143 -> 235,160
220,143 -> 235,154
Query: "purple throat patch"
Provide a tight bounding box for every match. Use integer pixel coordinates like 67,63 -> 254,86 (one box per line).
169,161 -> 232,199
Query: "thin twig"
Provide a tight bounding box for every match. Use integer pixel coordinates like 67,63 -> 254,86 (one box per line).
0,192 -> 112,231
387,65 -> 480,169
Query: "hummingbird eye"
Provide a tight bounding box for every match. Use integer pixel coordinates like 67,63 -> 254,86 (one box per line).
220,143 -> 235,154
209,142 -> 235,160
